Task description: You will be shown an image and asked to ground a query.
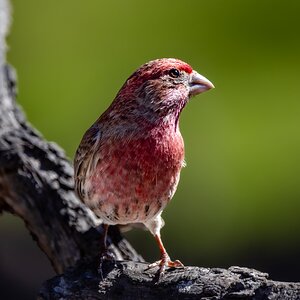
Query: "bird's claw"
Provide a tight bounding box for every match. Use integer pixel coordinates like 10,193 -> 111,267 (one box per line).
100,249 -> 115,262
98,249 -> 115,279
147,254 -> 184,280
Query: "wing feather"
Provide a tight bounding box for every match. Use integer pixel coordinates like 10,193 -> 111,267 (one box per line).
74,125 -> 101,201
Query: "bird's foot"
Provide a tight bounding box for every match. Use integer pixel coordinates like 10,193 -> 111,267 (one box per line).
98,249 -> 115,280
100,249 -> 115,262
147,253 -> 184,280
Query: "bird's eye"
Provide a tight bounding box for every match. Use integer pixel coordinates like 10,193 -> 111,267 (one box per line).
169,68 -> 180,78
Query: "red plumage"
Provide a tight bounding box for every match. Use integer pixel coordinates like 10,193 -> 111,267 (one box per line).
74,58 -> 214,275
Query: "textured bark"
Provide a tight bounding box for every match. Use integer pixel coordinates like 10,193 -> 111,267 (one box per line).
1,0 -> 300,299
39,261 -> 300,300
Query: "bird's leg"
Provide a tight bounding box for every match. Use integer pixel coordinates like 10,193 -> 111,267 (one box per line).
100,224 -> 109,253
98,224 -> 115,278
144,214 -> 184,277
148,233 -> 184,276
99,224 -> 115,259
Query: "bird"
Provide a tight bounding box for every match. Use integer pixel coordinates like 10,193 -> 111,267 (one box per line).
74,58 -> 214,276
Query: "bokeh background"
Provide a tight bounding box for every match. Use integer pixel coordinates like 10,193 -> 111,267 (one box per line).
1,0 -> 300,298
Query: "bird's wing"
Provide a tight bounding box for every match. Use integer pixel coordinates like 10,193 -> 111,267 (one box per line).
74,124 -> 101,201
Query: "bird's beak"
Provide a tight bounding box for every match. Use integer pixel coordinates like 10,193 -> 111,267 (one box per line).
189,71 -> 214,96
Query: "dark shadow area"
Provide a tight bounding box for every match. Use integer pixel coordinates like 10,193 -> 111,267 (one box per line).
0,214 -> 55,300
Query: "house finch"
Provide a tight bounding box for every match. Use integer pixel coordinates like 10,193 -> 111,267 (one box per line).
74,58 -> 214,276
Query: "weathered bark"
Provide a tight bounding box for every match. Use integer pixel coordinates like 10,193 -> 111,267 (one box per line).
1,0 -> 300,299
39,261 -> 300,300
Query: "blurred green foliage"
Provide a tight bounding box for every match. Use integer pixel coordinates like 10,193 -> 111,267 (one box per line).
7,0 -> 300,278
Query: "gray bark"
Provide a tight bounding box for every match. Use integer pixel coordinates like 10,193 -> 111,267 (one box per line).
39,261 -> 300,300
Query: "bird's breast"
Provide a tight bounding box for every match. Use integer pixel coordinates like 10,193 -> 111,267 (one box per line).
86,129 -> 184,224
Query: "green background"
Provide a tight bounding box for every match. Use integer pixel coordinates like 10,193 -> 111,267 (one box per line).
2,0 -> 300,296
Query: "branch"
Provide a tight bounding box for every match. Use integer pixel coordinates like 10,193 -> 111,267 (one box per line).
39,261 -> 300,299
1,0 -> 300,299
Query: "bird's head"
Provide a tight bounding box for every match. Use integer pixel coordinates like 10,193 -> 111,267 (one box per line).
111,58 -> 214,125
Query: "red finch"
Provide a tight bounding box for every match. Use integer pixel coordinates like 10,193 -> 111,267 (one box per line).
74,58 -> 214,275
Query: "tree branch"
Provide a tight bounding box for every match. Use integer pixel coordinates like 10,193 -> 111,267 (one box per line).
38,261 -> 300,300
1,0 -> 300,299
